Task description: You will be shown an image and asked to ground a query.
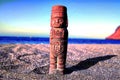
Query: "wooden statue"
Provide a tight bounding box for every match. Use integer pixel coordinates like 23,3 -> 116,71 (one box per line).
49,5 -> 68,74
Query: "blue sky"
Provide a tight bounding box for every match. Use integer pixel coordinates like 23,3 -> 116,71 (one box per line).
0,0 -> 120,38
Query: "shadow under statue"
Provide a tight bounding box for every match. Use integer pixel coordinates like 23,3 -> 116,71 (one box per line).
65,55 -> 117,74
32,55 -> 117,75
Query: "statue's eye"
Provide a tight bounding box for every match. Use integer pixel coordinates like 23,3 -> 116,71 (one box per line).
56,19 -> 59,22
59,19 -> 63,22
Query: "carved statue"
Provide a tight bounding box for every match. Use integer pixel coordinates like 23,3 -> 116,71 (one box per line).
49,5 -> 68,74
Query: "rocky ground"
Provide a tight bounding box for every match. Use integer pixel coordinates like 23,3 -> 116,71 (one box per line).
0,44 -> 120,80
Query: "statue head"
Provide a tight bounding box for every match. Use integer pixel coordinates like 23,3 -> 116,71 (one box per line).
51,5 -> 68,28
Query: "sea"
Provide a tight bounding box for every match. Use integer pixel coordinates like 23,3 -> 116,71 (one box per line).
0,36 -> 120,44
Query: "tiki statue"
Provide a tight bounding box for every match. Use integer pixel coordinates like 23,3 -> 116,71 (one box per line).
49,5 -> 68,74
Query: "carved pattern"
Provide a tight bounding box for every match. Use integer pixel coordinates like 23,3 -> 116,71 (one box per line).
50,39 -> 67,55
51,12 -> 65,18
50,28 -> 68,39
49,5 -> 68,74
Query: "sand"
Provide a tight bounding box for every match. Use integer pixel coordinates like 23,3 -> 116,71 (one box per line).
0,44 -> 120,80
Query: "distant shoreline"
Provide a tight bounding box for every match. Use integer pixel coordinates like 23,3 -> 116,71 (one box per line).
0,36 -> 120,44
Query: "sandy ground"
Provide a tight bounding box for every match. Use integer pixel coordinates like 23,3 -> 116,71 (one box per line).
0,44 -> 120,80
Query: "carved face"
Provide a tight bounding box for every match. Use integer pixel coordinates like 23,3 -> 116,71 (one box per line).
51,17 -> 64,28
53,41 -> 64,54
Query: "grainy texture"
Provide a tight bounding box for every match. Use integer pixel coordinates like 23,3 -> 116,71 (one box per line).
0,44 -> 120,80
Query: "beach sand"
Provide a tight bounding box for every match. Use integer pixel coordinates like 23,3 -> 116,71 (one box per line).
0,44 -> 120,80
